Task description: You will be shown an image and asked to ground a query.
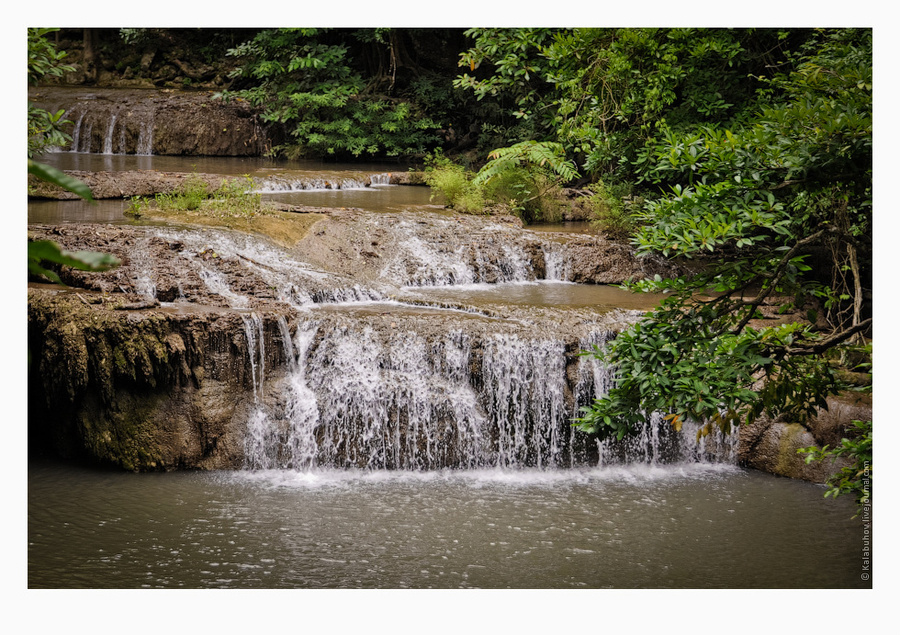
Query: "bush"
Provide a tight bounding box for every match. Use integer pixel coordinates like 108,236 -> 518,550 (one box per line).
424,143 -> 576,223
586,180 -> 641,238
423,152 -> 487,215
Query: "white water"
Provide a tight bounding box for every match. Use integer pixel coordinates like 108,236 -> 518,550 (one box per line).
136,114 -> 154,156
240,314 -> 738,471
253,172 -> 393,192
102,113 -> 118,155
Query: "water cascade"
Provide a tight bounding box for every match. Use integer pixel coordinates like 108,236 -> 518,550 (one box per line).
28,201 -> 732,474
29,87 -> 267,156
253,172 -> 394,192
236,310 -> 738,471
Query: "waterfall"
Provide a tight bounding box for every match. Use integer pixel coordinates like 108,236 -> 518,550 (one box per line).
543,243 -> 568,281
253,173 -> 388,192
481,334 -> 568,468
241,313 -> 266,399
130,237 -> 158,300
63,105 -> 154,155
70,111 -> 85,153
102,113 -> 118,155
242,320 -> 613,471
136,115 -> 154,156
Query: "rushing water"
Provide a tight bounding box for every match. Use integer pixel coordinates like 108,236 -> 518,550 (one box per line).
28,459 -> 867,589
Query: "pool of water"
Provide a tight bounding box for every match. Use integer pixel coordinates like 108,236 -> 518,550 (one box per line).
28,459 -> 868,589
398,280 -> 667,312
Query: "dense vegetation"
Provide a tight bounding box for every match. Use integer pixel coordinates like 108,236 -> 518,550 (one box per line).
29,27 -> 872,507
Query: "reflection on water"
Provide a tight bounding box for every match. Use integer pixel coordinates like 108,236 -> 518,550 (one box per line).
28,199 -> 133,225
28,459 -> 868,589
35,151 -> 414,177
30,152 -> 438,218
399,280 -> 667,312
263,187 -> 439,214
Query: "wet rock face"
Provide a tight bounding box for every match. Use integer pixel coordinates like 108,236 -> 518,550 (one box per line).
737,394 -> 872,483
29,87 -> 269,156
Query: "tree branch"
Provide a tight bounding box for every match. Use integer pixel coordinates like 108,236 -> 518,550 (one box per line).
728,227 -> 836,334
786,317 -> 872,355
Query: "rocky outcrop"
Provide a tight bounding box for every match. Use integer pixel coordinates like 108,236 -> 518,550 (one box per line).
29,87 -> 270,156
738,393 -> 872,482
28,289 -> 292,470
28,170 -> 228,200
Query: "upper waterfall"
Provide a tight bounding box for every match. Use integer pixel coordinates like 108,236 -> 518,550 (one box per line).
29,86 -> 268,156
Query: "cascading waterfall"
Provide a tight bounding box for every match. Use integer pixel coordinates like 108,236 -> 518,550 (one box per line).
62,106 -> 155,155
102,113 -> 118,155
480,334 -> 568,468
384,220 -> 542,287
254,173 -> 392,192
136,114 -> 154,156
240,316 -> 721,472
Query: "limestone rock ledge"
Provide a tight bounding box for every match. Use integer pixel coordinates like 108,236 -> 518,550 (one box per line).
28,289 -> 292,471
738,393 -> 872,483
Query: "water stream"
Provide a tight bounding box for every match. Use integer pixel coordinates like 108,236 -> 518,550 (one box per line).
27,152 -> 869,589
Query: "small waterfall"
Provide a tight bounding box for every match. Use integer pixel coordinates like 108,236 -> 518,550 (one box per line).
241,313 -> 266,398
63,105 -> 154,155
369,173 -> 392,186
130,237 -> 158,300
102,113 -> 118,155
254,173 -> 390,192
69,111 -> 85,153
542,244 -> 569,281
136,115 -> 154,156
77,117 -> 93,153
481,334 -> 569,467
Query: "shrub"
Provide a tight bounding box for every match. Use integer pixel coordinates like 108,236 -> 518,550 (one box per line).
586,180 -> 641,238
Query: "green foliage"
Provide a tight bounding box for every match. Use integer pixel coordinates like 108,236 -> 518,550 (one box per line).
455,28 -> 803,180
28,28 -> 74,85
133,173 -> 263,219
576,29 -> 872,462
28,28 -> 75,157
586,181 -> 640,239
473,141 -> 578,223
219,28 -> 442,159
424,143 -> 577,222
423,152 -> 486,215
798,419 -> 871,515
473,140 -> 578,186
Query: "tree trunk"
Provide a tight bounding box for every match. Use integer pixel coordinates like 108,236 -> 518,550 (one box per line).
83,28 -> 99,84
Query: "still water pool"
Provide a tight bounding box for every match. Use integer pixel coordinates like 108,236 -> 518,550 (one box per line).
28,459 -> 868,589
